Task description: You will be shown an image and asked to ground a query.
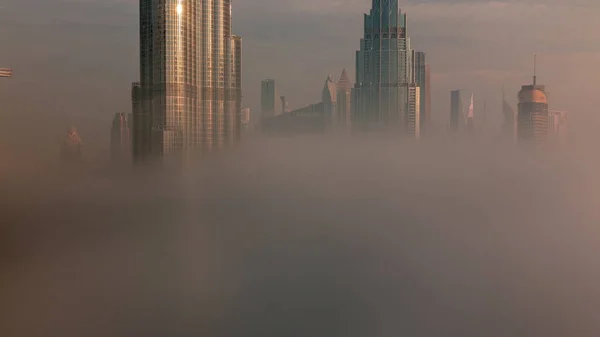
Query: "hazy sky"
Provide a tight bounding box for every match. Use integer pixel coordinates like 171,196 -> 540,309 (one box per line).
0,0 -> 598,152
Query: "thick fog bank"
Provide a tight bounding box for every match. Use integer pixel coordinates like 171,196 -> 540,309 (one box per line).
1,137 -> 599,337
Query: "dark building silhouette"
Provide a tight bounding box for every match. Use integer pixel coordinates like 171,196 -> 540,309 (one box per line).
336,69 -> 352,131
450,90 -> 466,133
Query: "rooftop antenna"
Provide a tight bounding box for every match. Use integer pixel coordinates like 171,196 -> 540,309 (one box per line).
533,54 -> 537,86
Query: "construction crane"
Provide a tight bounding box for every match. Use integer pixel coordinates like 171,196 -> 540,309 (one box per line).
0,68 -> 12,78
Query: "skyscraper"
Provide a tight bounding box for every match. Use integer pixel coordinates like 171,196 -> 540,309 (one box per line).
135,0 -> 242,162
261,79 -> 281,119
450,90 -> 466,133
424,64 -> 431,131
322,75 -> 337,128
353,0 -> 413,132
517,60 -> 549,145
336,69 -> 352,130
413,51 -> 429,131
111,112 -> 131,161
407,84 -> 421,139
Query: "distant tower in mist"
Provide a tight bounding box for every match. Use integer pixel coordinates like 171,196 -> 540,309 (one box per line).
261,79 -> 280,118
336,69 -> 352,130
466,93 -> 475,134
407,84 -> 421,139
61,126 -> 83,163
450,90 -> 466,133
322,75 -> 337,128
241,108 -> 251,133
548,110 -> 569,146
413,51 -> 429,132
110,112 -> 131,161
280,96 -> 288,115
517,56 -> 549,145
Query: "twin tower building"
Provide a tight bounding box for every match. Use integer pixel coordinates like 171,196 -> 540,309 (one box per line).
131,0 -> 429,163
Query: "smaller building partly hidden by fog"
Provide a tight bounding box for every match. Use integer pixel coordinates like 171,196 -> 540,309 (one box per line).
60,126 -> 83,163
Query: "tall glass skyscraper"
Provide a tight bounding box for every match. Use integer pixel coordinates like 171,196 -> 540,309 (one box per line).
134,0 -> 242,162
353,0 -> 414,132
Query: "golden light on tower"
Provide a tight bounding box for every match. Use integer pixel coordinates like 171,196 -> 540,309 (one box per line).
516,55 -> 549,145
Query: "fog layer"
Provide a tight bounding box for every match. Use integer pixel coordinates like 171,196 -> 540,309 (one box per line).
1,137 -> 599,337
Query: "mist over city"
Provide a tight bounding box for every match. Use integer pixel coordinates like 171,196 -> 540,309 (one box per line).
2,0 -> 600,336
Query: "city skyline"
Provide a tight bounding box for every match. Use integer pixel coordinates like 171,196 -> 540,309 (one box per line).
0,0 -> 593,157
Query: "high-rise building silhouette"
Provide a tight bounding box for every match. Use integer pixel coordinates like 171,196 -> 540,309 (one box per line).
413,51 -> 429,131
336,69 -> 352,130
353,0 -> 414,133
322,75 -> 337,128
517,57 -> 548,145
110,112 -> 131,161
424,64 -> 431,131
450,90 -> 466,133
407,84 -> 421,139
261,79 -> 281,119
134,0 -> 242,162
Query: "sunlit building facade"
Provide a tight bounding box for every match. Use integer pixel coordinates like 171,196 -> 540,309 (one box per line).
413,51 -> 429,131
517,81 -> 549,145
134,0 -> 242,162
407,84 -> 421,139
353,0 -> 414,132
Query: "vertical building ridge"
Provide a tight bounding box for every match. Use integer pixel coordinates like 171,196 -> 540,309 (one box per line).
134,0 -> 242,163
353,0 -> 415,135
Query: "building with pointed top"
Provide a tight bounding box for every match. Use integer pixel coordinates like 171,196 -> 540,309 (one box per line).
353,0 -> 414,134
466,93 -> 475,134
336,69 -> 352,130
323,75 -> 337,128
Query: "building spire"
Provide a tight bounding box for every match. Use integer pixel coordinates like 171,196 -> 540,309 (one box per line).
533,54 -> 537,85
